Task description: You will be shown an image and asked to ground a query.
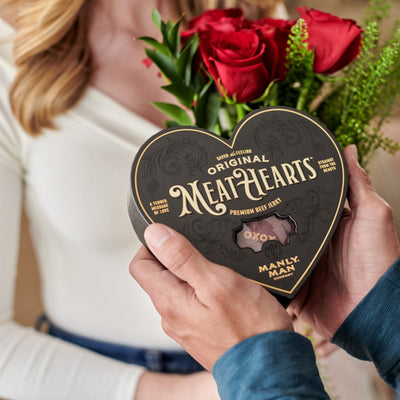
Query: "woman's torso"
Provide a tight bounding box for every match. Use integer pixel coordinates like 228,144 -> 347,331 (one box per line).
0,15 -> 181,350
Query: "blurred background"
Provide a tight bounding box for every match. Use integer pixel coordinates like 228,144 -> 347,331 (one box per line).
14,0 -> 399,399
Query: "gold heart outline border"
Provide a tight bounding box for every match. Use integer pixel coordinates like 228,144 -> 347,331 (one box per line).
133,107 -> 347,296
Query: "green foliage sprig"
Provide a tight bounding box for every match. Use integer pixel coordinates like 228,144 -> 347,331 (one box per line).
313,0 -> 400,166
277,19 -> 317,111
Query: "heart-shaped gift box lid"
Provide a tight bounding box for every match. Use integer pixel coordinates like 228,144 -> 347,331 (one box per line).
129,106 -> 348,305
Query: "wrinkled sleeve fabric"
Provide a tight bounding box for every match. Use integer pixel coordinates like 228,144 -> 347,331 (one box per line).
332,257 -> 400,392
213,331 -> 330,400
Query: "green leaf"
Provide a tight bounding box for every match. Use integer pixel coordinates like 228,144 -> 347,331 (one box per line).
153,102 -> 193,125
165,120 -> 181,128
145,48 -> 180,82
198,78 -> 214,99
151,8 -> 162,31
177,34 -> 199,85
167,17 -> 183,57
161,20 -> 174,47
195,85 -> 221,131
235,103 -> 246,121
138,36 -> 172,57
161,83 -> 194,109
250,80 -> 276,103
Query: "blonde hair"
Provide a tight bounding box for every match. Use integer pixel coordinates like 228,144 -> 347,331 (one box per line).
2,0 -> 91,135
2,0 -> 281,136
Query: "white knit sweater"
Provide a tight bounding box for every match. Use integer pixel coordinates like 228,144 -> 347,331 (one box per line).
0,17 -> 181,400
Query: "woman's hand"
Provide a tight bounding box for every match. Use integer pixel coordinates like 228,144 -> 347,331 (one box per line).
130,223 -> 293,372
134,371 -> 219,400
288,145 -> 400,344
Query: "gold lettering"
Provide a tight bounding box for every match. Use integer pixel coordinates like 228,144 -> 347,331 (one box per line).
224,176 -> 239,199
277,260 -> 286,268
233,168 -> 264,201
169,181 -> 227,217
271,166 -> 287,188
258,168 -> 275,191
202,182 -> 218,205
259,265 -> 269,273
215,179 -> 232,202
281,163 -> 300,185
279,267 -> 288,275
303,157 -> 317,179
250,169 -> 267,197
292,160 -> 307,182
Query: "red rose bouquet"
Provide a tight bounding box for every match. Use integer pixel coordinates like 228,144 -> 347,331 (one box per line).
140,0 -> 400,166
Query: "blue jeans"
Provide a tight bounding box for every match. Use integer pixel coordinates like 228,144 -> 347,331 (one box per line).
35,315 -> 204,374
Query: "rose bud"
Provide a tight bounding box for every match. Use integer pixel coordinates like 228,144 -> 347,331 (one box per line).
199,29 -> 273,103
181,8 -> 244,42
297,7 -> 362,74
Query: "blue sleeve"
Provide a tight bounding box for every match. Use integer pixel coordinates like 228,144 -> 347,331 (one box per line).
212,331 -> 330,400
332,257 -> 400,391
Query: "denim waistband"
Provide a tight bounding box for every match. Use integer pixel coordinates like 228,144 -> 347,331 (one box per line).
35,315 -> 204,374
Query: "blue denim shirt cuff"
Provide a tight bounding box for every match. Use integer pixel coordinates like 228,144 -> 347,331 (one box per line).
213,331 -> 329,400
332,257 -> 400,388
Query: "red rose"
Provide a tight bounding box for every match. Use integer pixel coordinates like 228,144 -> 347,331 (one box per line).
199,29 -> 271,102
251,18 -> 295,80
181,8 -> 244,42
297,7 -> 362,74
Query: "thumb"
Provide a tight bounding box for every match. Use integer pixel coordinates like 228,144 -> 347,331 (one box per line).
144,223 -> 212,286
344,145 -> 377,210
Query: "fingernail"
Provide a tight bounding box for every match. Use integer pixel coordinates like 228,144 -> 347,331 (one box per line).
144,224 -> 172,249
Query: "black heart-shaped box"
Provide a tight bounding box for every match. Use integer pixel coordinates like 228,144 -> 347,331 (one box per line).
128,106 -> 348,305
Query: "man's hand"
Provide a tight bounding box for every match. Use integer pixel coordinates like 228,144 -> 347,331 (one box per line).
288,145 -> 400,342
130,223 -> 293,371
